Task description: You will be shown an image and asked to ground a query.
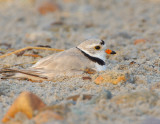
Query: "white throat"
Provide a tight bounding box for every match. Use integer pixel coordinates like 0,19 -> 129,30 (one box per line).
77,47 -> 107,72
95,63 -> 106,71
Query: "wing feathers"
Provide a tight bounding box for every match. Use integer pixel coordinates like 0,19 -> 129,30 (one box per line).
0,68 -> 48,80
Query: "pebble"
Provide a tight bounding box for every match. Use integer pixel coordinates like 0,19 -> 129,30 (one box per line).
2,91 -> 46,123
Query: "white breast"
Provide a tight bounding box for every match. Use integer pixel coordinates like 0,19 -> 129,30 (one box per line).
95,63 -> 106,71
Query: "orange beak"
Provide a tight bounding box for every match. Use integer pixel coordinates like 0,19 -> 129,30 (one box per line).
105,49 -> 116,54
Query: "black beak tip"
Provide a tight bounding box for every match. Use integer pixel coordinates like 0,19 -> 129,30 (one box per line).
111,51 -> 116,54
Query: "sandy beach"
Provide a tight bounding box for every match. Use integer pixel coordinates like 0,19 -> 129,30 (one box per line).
0,0 -> 160,124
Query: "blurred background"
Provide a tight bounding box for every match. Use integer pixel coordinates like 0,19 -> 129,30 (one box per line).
0,0 -> 160,50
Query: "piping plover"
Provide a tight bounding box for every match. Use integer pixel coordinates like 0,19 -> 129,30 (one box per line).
1,39 -> 116,81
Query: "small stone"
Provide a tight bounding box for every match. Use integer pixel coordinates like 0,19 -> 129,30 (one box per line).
94,71 -> 127,85
129,61 -> 136,65
94,76 -> 104,84
84,68 -> 96,74
2,91 -> 46,123
37,1 -> 59,15
134,39 -> 146,45
82,76 -> 92,80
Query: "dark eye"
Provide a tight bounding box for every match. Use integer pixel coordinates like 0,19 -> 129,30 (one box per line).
94,46 -> 101,50
100,40 -> 105,45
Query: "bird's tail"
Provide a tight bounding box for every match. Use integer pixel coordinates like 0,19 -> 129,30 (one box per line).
0,68 -> 48,81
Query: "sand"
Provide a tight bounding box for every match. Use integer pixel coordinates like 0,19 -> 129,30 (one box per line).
0,0 -> 160,124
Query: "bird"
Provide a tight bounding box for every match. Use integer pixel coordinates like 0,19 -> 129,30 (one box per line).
0,39 -> 116,82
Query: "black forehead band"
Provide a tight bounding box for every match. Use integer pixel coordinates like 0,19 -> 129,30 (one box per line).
100,40 -> 105,45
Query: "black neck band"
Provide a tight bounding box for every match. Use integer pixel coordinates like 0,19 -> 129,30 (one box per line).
76,47 -> 105,66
